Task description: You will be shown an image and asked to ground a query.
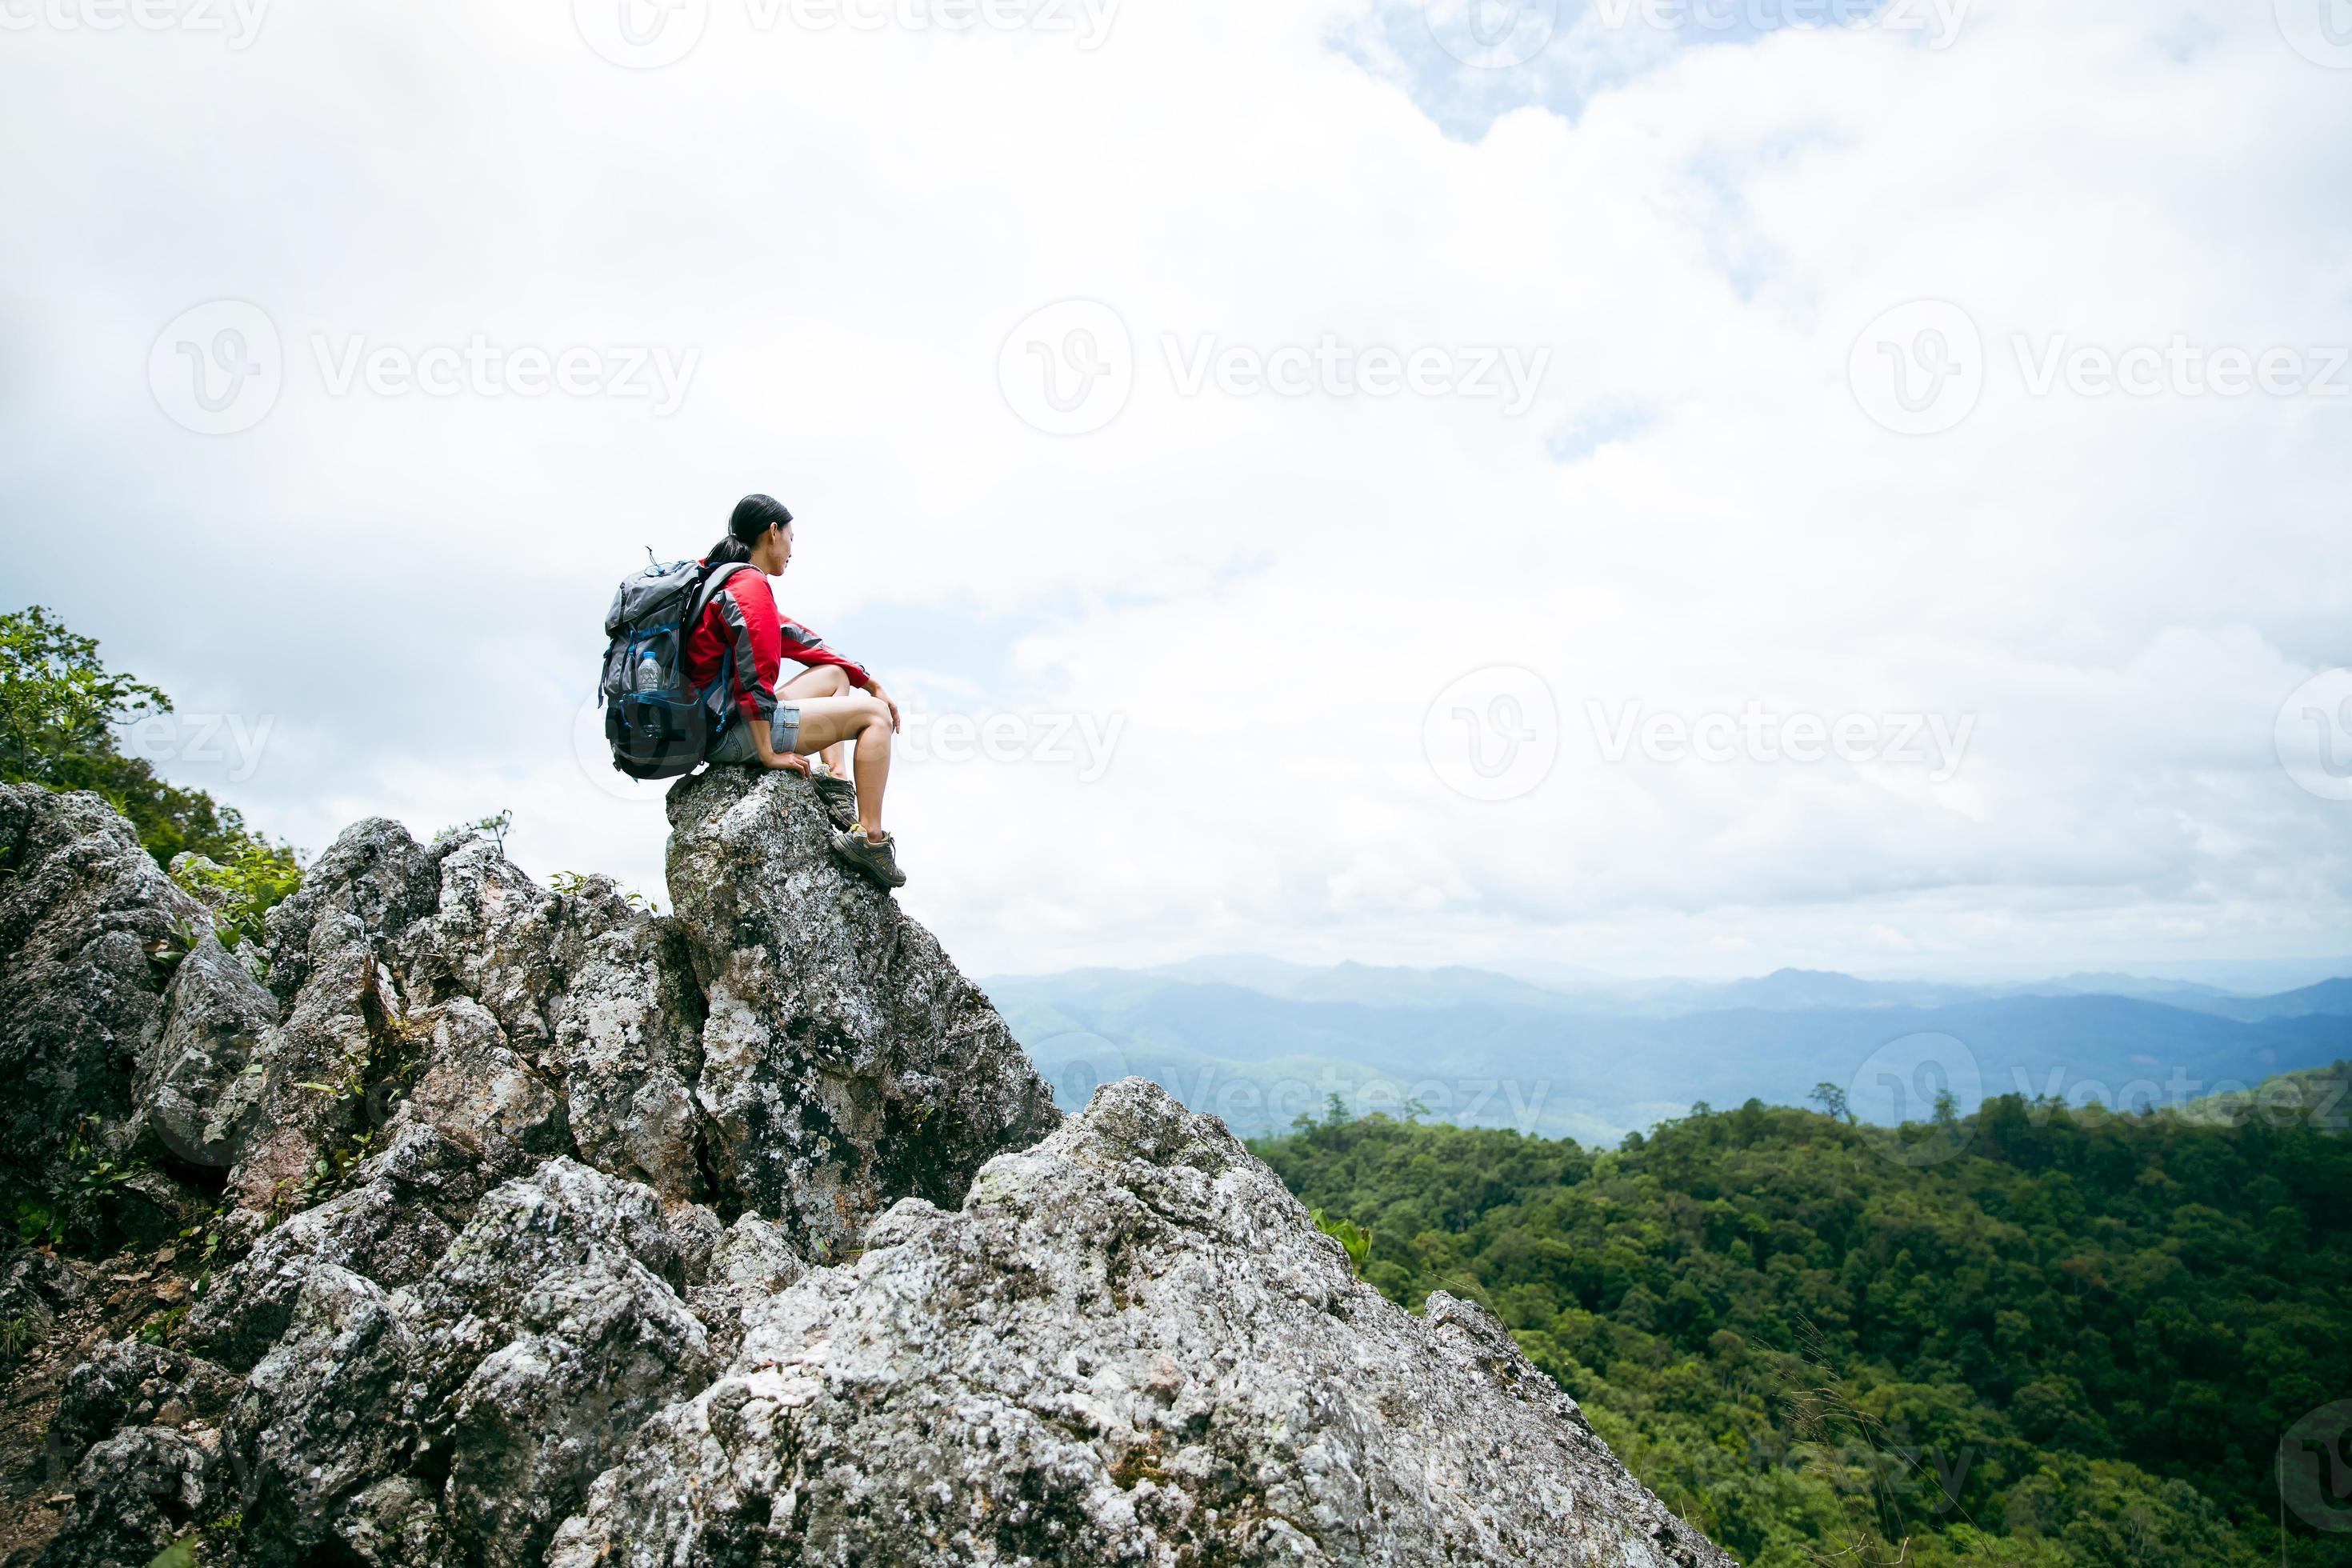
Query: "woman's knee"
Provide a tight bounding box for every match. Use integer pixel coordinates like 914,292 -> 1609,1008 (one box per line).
786,664 -> 852,698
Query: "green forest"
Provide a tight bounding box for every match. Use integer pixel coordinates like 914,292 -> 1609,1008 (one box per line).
1254,1084 -> 2352,1567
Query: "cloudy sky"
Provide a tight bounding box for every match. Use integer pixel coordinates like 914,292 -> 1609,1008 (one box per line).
3,0 -> 2347,980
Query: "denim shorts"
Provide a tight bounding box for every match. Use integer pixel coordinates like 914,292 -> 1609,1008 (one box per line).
707,703 -> 801,766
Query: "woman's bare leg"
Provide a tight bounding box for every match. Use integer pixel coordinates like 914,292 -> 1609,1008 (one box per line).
788,693 -> 894,838
778,664 -> 854,779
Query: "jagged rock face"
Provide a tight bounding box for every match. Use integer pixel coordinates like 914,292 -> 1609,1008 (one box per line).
49,1341 -> 239,1466
38,1423 -> 226,1568
142,933 -> 282,1169
665,769 -> 1062,1255
185,1123 -> 495,1373
217,1159 -> 719,1568
2,782 -> 1738,1568
0,783 -> 206,1197
550,1080 -> 1737,1568
550,914 -> 711,1205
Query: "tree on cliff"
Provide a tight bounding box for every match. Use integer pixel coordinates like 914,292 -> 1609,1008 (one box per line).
0,604 -> 290,872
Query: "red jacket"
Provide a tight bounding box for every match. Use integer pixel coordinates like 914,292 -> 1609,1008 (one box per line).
685,566 -> 872,723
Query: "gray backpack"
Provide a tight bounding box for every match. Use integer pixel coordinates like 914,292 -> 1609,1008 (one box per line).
600,558 -> 750,780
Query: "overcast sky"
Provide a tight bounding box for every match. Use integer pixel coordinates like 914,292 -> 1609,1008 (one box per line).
2,0 -> 2347,980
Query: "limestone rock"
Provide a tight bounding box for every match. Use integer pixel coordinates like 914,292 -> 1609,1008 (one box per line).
663,768 -> 1062,1257
37,1424 -> 223,1568
141,932 -> 282,1170
46,1340 -> 239,1470
550,1079 -> 1737,1568
230,1265 -> 422,1562
186,1123 -> 491,1371
386,997 -> 569,1178
0,784 -> 204,1197
550,914 -> 711,1204
2,782 -> 1738,1568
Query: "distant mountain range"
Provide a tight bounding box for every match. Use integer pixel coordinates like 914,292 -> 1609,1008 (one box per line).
980,959 -> 2352,1146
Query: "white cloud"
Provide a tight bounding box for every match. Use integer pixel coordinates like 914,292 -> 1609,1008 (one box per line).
1,0 -> 2346,978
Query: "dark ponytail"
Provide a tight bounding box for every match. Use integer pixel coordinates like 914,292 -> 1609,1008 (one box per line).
708,494 -> 794,569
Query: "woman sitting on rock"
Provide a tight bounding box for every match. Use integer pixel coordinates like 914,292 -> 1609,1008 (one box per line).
685,494 -> 906,889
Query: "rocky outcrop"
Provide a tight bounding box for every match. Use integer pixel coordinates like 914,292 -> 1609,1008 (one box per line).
0,784 -> 206,1200
548,1079 -> 1735,1568
665,768 -> 1060,1257
0,777 -> 1737,1567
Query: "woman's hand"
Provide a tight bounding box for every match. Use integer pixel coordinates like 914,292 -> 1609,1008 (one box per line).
749,716 -> 811,774
866,680 -> 902,733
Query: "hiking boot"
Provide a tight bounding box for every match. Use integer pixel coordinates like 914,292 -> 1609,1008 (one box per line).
808,762 -> 857,805
829,826 -> 906,889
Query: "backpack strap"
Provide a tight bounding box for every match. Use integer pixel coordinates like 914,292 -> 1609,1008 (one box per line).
686,562 -> 756,731
686,561 -> 754,630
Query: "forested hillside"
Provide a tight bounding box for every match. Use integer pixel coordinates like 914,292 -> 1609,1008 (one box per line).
1254,1080 -> 2352,1566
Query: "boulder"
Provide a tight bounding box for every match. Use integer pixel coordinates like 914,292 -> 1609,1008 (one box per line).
549,914 -> 712,1205
186,1123 -> 491,1371
46,1339 -> 239,1470
220,817 -> 444,1212
37,1424 -> 223,1568
229,1265 -> 422,1562
0,784 -> 205,1198
663,769 -> 1061,1256
140,932 -> 281,1170
548,1079 -> 1738,1568
386,997 -> 569,1178
394,837 -> 638,1055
